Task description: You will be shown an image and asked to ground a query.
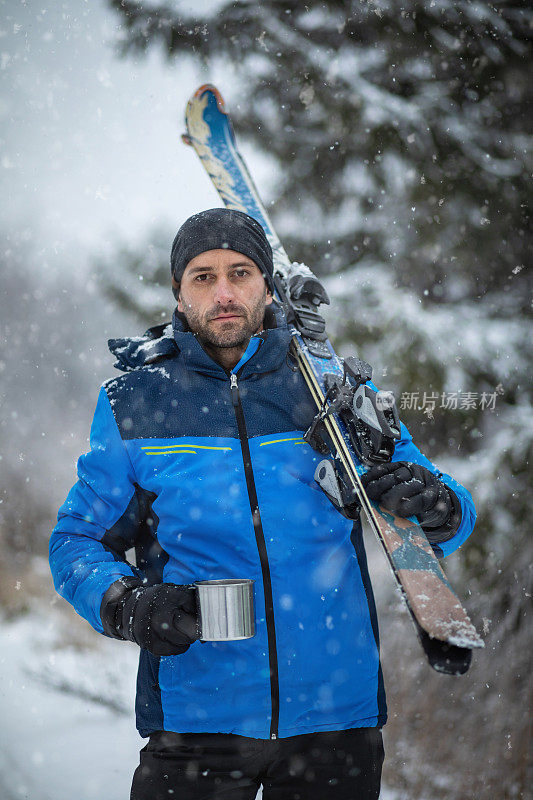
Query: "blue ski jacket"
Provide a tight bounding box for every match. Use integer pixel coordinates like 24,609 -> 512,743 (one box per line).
49,309 -> 476,740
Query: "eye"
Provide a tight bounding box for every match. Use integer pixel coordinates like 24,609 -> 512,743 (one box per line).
233,268 -> 250,278
194,273 -> 211,282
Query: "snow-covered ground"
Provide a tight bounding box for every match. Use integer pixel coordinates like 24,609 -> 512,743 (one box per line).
0,602 -> 398,799
0,609 -> 140,800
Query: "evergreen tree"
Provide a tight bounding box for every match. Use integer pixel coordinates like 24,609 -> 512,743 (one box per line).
93,226 -> 172,326
108,0 -> 531,300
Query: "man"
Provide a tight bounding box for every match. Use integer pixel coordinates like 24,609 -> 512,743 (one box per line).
50,208 -> 475,799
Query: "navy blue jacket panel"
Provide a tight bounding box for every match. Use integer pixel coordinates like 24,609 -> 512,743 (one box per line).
49,312 -> 476,739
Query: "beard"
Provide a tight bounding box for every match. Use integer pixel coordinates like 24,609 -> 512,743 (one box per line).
182,292 -> 267,350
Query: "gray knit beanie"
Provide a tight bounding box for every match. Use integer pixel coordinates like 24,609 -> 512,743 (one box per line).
170,208 -> 274,298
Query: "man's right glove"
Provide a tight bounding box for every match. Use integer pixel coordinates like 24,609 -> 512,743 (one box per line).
101,578 -> 199,656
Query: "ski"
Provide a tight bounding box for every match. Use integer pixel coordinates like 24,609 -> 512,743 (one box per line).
182,83 -> 483,674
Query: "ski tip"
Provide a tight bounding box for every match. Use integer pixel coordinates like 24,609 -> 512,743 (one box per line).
185,82 -> 237,151
189,84 -> 227,114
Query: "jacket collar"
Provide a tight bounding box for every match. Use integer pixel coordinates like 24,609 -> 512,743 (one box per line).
171,304 -> 292,378
108,303 -> 292,377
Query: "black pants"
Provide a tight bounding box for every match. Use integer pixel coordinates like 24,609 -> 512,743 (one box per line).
130,727 -> 384,800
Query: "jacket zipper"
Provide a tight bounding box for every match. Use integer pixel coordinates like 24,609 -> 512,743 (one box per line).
230,371 -> 279,740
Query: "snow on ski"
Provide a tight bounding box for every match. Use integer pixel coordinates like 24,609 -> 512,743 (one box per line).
182,83 -> 483,674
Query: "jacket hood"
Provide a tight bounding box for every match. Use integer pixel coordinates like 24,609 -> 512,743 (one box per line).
108,301 -> 288,373
108,323 -> 178,372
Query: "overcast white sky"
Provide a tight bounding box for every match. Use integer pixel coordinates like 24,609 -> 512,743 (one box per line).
1,0 -> 251,277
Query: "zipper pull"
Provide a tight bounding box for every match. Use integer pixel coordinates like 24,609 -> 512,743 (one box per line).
230,373 -> 239,406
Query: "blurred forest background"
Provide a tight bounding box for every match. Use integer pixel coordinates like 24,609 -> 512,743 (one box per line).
1,2 -> 531,799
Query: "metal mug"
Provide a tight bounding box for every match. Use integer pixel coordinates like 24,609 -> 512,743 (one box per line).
194,579 -> 255,641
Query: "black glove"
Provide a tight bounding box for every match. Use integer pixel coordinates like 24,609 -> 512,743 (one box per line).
101,578 -> 199,656
360,461 -> 462,543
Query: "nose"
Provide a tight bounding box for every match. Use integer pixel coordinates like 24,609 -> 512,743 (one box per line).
213,275 -> 235,306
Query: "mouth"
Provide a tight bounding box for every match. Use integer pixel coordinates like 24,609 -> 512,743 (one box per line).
211,314 -> 243,322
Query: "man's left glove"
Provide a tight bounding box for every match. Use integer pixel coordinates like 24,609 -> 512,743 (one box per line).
101,578 -> 199,656
360,461 -> 462,543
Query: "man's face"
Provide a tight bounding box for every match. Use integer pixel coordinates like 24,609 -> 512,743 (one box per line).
177,248 -> 273,349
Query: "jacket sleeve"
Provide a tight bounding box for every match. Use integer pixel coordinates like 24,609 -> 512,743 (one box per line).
392,419 -> 476,558
49,386 -> 141,633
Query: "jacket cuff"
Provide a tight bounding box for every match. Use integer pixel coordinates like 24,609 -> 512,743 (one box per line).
100,576 -> 143,639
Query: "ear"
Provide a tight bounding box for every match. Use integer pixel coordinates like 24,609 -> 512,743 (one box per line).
264,278 -> 273,306
176,284 -> 184,312
171,274 -> 181,303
